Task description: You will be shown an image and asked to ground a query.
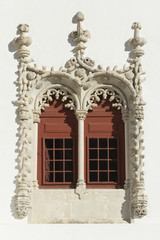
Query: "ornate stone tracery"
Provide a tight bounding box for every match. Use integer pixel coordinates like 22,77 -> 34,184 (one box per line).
37,87 -> 77,111
85,87 -> 126,111
12,12 -> 147,221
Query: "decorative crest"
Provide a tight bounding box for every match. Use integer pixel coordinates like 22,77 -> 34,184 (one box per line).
13,24 -> 33,63
128,22 -> 146,58
70,12 -> 91,59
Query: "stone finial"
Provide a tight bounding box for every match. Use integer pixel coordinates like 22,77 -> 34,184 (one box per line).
70,12 -> 90,59
13,24 -> 32,61
18,24 -> 30,34
128,22 -> 146,57
75,11 -> 85,22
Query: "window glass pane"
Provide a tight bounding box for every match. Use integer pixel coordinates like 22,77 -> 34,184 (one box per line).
99,138 -> 107,148
99,149 -> 108,159
99,160 -> 108,170
45,161 -> 53,171
43,137 -> 75,185
65,161 -> 73,171
89,172 -> 98,182
89,161 -> 98,170
45,172 -> 53,182
89,149 -> 98,159
55,150 -> 63,159
55,172 -> 63,182
99,172 -> 108,182
45,150 -> 53,160
109,172 -> 118,182
65,172 -> 73,182
65,150 -> 73,159
55,139 -> 63,148
89,138 -> 97,148
45,139 -> 53,148
109,149 -> 117,159
109,161 -> 117,170
55,161 -> 63,171
65,139 -> 73,148
109,138 -> 117,148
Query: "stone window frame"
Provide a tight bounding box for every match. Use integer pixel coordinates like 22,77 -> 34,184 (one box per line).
12,12 -> 147,220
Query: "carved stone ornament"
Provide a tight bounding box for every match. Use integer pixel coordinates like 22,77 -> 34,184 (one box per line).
12,12 -> 147,220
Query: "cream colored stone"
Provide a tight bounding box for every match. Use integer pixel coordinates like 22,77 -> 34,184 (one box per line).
12,12 -> 147,222
29,189 -> 129,223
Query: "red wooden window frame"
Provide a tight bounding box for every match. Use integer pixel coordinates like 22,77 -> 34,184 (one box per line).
84,99 -> 125,189
43,137 -> 75,185
37,98 -> 125,189
87,137 -> 119,185
37,99 -> 78,189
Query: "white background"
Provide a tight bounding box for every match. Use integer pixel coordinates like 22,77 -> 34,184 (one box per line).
0,0 -> 160,239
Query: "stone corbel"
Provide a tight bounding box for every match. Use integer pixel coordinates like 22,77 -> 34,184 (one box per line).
75,180 -> 87,199
14,182 -> 31,219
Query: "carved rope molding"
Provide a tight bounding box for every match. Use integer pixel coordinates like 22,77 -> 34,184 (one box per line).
12,12 -> 147,220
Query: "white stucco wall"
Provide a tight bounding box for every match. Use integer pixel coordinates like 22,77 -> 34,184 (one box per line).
0,0 -> 160,238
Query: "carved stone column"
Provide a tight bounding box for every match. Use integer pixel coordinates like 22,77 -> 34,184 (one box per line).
32,109 -> 41,189
130,105 -> 147,218
13,24 -> 33,218
121,108 -> 130,185
33,109 -> 40,124
75,110 -> 87,199
127,22 -> 147,219
121,108 -> 132,220
14,106 -> 32,218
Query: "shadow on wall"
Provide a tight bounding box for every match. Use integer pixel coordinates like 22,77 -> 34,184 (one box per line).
121,189 -> 131,223
10,195 -> 19,220
10,105 -> 22,219
10,121 -> 22,220
124,41 -> 133,59
66,14 -> 78,58
8,34 -> 20,219
8,41 -> 19,61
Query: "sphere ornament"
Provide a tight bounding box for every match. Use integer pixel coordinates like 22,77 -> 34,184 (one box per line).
75,11 -> 85,22
13,24 -> 32,61
75,68 -> 86,78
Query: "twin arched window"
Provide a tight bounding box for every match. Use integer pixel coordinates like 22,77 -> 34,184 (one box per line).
37,97 -> 125,189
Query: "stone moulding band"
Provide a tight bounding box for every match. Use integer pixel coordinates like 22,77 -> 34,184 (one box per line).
12,11 -> 147,220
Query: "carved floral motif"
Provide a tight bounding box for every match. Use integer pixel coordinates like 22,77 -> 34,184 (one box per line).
86,88 -> 126,111
37,88 -> 76,112
14,182 -> 31,219
131,180 -> 148,217
75,110 -> 87,120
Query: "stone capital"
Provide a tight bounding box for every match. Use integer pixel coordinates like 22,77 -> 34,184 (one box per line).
32,109 -> 41,123
75,110 -> 87,120
121,108 -> 129,122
